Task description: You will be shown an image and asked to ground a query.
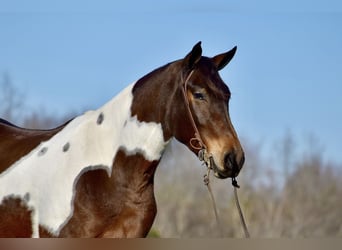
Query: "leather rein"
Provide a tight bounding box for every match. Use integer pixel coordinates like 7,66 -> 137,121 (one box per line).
180,69 -> 250,238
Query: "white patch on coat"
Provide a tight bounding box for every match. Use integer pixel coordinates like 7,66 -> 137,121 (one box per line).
0,83 -> 169,237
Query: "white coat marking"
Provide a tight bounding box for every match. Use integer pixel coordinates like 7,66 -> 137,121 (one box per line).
0,83 -> 170,237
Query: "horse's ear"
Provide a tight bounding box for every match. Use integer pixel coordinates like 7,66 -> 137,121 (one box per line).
212,46 -> 237,71
183,41 -> 202,71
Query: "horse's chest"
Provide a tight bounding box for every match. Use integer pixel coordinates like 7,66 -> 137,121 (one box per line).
59,160 -> 158,237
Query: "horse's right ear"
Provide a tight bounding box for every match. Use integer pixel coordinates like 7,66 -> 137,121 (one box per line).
183,41 -> 202,72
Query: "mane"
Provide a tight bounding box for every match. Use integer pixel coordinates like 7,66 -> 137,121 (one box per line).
132,62 -> 174,93
133,57 -> 230,102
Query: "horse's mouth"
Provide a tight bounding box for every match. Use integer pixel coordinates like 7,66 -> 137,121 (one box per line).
213,169 -> 236,179
210,157 -> 238,179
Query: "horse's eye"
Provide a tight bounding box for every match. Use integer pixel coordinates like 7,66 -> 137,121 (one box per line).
193,92 -> 205,101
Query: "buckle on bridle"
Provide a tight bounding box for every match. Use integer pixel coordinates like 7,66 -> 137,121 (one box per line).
198,148 -> 205,161
198,148 -> 213,169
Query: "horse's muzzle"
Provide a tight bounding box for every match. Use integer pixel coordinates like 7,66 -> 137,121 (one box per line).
212,151 -> 245,179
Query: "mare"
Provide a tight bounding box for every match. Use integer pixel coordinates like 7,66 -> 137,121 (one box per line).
0,42 -> 244,237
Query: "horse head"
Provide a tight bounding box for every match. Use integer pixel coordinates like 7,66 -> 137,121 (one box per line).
172,42 -> 245,179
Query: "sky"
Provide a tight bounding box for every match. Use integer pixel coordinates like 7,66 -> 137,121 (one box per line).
0,0 -> 342,165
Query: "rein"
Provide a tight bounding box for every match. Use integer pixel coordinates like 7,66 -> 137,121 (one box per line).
181,70 -> 250,238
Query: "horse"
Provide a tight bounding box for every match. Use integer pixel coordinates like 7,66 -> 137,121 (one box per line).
0,42 -> 244,237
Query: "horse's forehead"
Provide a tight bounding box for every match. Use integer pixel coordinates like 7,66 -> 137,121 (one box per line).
193,58 -> 230,98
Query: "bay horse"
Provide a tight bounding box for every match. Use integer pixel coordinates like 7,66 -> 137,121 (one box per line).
0,42 -> 244,237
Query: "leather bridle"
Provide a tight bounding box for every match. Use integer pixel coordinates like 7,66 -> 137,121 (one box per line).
180,70 -> 213,167
180,69 -> 250,238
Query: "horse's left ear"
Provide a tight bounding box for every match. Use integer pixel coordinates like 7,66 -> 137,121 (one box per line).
212,46 -> 237,71
183,41 -> 203,72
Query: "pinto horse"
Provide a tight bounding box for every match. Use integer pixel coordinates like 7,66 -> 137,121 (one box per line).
0,42 -> 244,237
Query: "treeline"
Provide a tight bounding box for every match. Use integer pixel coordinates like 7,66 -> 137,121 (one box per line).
153,139 -> 342,237
0,73 -> 76,129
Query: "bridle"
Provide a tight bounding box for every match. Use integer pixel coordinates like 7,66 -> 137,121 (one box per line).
180,70 -> 212,163
180,69 -> 250,238
181,69 -> 239,183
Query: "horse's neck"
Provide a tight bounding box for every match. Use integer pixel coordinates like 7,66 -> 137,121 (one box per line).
130,63 -> 182,140
100,83 -> 170,163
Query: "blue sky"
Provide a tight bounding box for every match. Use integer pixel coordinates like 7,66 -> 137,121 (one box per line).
1,1 -> 342,165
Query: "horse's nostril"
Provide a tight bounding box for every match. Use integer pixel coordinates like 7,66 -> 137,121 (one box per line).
224,151 -> 244,172
224,152 -> 236,170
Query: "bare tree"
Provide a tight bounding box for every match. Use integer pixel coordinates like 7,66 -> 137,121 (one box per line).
277,130 -> 295,179
0,72 -> 25,122
152,136 -> 342,238
0,72 -> 76,129
22,109 -> 76,129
